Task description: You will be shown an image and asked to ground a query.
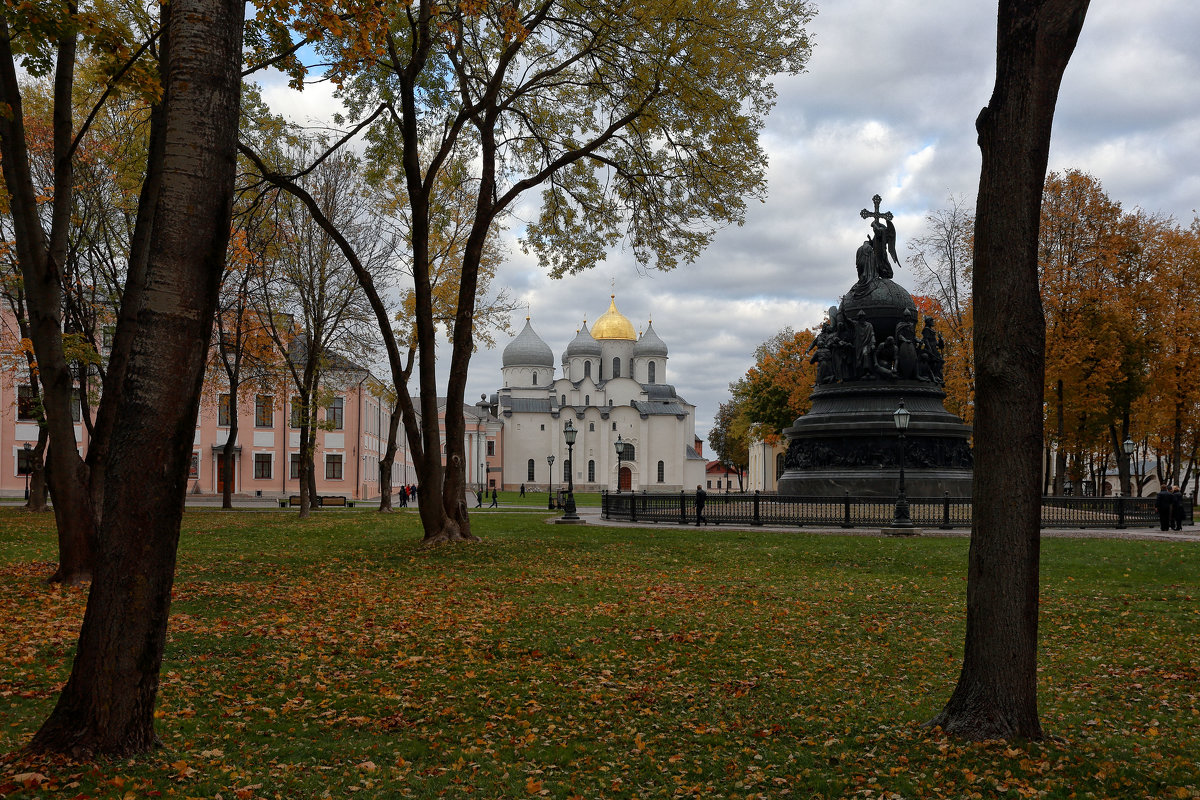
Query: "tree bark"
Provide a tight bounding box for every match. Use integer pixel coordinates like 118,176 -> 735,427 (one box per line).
928,0 -> 1088,742
28,0 -> 243,756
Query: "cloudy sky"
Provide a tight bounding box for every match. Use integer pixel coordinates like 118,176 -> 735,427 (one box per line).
260,0 -> 1200,441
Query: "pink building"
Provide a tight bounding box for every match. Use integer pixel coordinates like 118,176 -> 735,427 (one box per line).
1,309 -> 523,501
0,307 -> 416,501
190,372 -> 399,501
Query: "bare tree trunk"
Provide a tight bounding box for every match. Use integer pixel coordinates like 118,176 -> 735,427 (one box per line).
26,425 -> 50,513
298,419 -> 312,518
1053,379 -> 1066,494
222,397 -> 239,509
28,0 -> 242,756
0,20 -> 96,584
377,404 -> 404,512
1042,443 -> 1052,495
929,0 -> 1088,742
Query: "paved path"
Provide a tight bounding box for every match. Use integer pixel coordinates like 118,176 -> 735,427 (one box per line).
567,506 -> 1200,542
164,494 -> 1200,542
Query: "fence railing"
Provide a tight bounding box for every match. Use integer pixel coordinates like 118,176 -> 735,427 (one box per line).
600,491 -> 1192,530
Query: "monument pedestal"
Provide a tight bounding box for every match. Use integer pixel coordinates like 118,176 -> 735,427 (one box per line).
777,381 -> 972,498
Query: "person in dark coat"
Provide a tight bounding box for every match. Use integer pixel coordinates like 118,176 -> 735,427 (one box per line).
519,483 -> 526,497
1155,484 -> 1174,531
476,489 -> 483,507
695,485 -> 707,526
1171,485 -> 1185,531
489,488 -> 499,507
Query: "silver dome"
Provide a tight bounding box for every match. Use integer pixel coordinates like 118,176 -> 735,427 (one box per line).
564,322 -> 602,359
502,319 -> 554,367
633,322 -> 668,358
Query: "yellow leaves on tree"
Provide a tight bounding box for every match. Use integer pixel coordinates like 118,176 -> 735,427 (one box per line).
733,327 -> 817,446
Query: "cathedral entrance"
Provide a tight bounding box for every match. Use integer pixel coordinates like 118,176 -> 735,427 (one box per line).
619,467 -> 632,491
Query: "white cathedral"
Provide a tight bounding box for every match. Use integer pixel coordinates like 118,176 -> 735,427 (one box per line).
496,295 -> 706,493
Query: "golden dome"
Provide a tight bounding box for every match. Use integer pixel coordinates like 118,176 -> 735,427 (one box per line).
591,295 -> 636,340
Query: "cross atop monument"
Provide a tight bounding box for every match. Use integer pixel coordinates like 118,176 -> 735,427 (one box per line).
860,194 -> 893,225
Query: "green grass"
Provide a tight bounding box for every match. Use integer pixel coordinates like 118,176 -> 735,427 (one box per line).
1,508 -> 1198,799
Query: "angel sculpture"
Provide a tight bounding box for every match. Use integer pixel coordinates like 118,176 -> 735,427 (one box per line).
852,194 -> 900,295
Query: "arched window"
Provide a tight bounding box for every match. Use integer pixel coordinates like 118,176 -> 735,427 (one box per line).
657,460 -> 665,482
623,444 -> 636,461
563,459 -> 570,481
612,357 -> 621,378
628,358 -> 634,378
527,459 -> 536,481
561,394 -> 566,405
585,395 -> 590,405
648,361 -> 656,383
588,460 -> 596,481
532,372 -> 538,385
589,422 -> 595,431
584,361 -> 592,379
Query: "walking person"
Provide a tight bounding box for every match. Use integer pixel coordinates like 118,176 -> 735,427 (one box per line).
694,484 -> 707,526
1171,485 -> 1185,531
476,489 -> 483,508
519,483 -> 526,498
489,488 -> 499,508
1155,484 -> 1174,531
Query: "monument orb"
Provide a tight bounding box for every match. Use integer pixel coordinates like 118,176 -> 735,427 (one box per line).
777,195 -> 973,498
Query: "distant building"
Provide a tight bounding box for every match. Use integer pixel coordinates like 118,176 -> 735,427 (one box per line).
705,459 -> 741,492
747,438 -> 787,493
493,295 -> 705,493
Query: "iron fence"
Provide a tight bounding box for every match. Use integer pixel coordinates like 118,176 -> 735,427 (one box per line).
600,491 -> 1191,530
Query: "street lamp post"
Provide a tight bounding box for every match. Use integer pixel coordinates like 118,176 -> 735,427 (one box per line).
547,454 -> 556,510
891,399 -> 913,528
22,442 -> 32,501
614,434 -> 626,492
1122,436 -> 1135,496
562,420 -> 579,521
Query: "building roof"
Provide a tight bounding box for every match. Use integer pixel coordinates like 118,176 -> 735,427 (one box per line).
632,321 -> 668,358
632,400 -> 688,417
502,318 -> 554,367
564,322 -> 603,359
499,396 -> 554,414
592,295 -> 636,340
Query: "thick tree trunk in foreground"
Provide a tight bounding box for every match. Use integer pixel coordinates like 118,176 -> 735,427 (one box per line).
928,0 -> 1088,742
28,0 -> 243,756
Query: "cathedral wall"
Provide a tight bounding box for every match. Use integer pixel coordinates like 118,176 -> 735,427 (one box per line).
633,356 -> 667,385
599,340 -> 635,382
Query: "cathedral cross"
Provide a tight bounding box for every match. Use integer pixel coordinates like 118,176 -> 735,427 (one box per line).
859,194 -> 893,225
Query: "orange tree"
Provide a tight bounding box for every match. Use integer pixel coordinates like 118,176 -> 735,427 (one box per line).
1039,170 -> 1161,495
730,327 -> 818,446
1134,217 -> 1200,493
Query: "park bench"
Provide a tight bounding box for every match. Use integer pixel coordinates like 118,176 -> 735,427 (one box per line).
285,495 -> 349,508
